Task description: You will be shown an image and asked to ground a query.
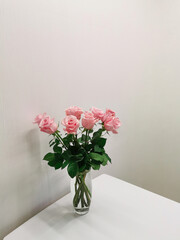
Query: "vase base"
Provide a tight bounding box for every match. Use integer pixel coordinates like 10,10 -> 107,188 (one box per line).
74,207 -> 89,215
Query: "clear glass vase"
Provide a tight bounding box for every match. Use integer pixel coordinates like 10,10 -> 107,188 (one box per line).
71,170 -> 92,215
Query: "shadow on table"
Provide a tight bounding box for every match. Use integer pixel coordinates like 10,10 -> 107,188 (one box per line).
36,202 -> 81,231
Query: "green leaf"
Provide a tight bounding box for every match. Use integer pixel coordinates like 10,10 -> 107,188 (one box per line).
92,129 -> 103,140
43,153 -> 55,161
67,162 -> 79,178
78,137 -> 83,143
48,160 -> 56,166
62,150 -> 71,161
91,162 -> 100,170
94,145 -> 105,153
84,155 -> 90,163
68,146 -> 77,154
61,160 -> 69,169
48,160 -> 62,169
85,144 -> 93,151
67,134 -> 74,141
89,152 -> 104,162
53,145 -> 62,154
63,134 -> 73,145
96,138 -> 107,148
77,147 -> 86,155
103,153 -> 111,163
79,163 -> 87,172
44,152 -> 63,170
71,153 -> 84,162
54,153 -> 63,161
92,159 -> 102,164
102,156 -> 108,166
55,162 -> 63,169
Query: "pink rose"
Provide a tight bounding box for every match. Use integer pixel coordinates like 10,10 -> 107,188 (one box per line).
39,115 -> 58,134
62,115 -> 79,134
91,107 -> 104,121
65,106 -> 83,120
33,113 -> 46,125
82,111 -> 96,130
102,109 -> 116,122
104,116 -> 121,134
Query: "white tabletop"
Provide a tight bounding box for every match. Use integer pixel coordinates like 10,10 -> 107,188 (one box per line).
4,174 -> 180,240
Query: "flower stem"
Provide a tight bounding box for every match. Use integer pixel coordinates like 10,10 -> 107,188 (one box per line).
85,129 -> 89,147
53,131 -> 67,149
73,173 -> 91,209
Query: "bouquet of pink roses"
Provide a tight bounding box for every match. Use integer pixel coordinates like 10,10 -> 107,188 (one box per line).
33,106 -> 121,214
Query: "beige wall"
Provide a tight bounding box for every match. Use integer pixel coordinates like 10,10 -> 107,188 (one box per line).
1,0 -> 180,238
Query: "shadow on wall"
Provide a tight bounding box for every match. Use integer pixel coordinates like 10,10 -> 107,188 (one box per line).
2,128 -> 70,239
19,129 -> 46,210
18,128 -> 45,214
2,129 -> 45,239
25,129 -> 41,160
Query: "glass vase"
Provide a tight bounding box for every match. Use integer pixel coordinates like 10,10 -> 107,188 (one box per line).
71,170 -> 92,215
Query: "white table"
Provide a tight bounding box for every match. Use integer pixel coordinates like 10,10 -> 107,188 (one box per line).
4,174 -> 180,240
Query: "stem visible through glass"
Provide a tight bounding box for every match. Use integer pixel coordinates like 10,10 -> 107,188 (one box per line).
73,171 -> 91,209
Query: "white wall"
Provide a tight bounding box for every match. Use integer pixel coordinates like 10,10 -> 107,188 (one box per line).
1,0 -> 180,238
